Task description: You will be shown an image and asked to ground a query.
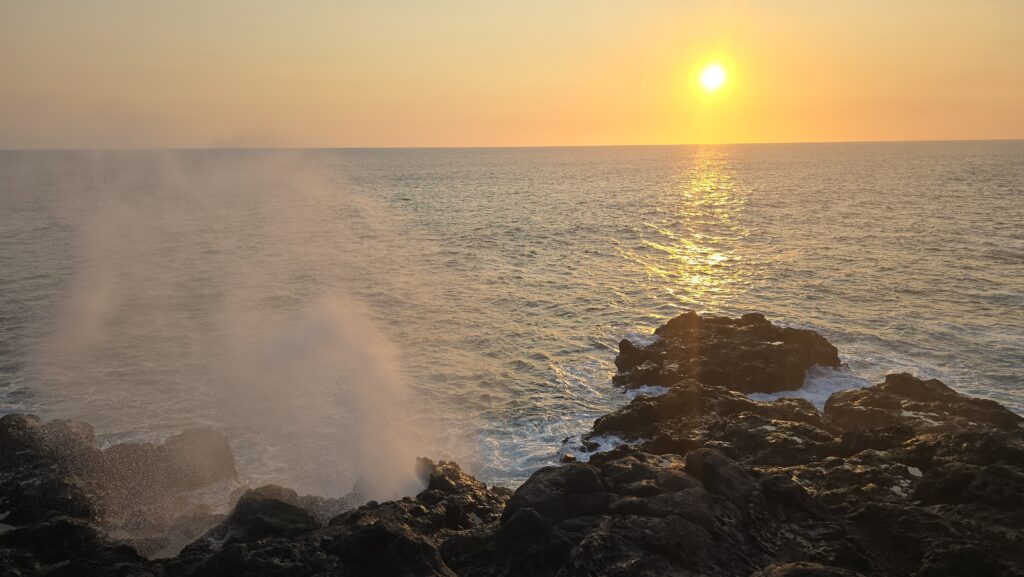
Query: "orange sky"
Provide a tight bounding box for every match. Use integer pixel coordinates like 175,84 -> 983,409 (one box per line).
2,1 -> 1022,148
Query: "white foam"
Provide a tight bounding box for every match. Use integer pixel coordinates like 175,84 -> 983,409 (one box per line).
566,433 -> 646,463
748,365 -> 871,410
625,385 -> 669,400
622,330 -> 660,347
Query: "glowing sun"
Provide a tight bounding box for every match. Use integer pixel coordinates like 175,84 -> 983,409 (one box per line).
700,63 -> 727,93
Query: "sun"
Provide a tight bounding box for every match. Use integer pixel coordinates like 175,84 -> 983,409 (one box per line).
700,63 -> 727,93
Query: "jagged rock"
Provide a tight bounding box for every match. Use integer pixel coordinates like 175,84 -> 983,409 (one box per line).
0,517 -> 107,564
0,416 -> 100,528
0,413 -> 240,571
195,487 -> 318,546
582,353 -> 1024,576
612,311 -> 840,393
0,515 -> 149,576
591,380 -> 837,466
912,462 -> 1024,507
825,372 -> 1022,433
751,562 -> 868,577
163,459 -> 508,577
325,459 -> 510,544
2,314 -> 1022,577
0,414 -> 237,515
442,447 -> 854,577
321,522 -> 458,577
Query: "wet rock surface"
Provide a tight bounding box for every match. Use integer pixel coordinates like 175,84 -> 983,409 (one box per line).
0,412 -> 240,574
580,373 -> 1023,576
163,457 -> 509,577
613,311 -> 840,394
1,311 -> 1021,576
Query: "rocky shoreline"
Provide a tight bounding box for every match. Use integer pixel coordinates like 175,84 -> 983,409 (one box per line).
2,311 -> 1022,576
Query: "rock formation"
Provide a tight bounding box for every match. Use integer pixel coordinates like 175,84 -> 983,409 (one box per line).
613,312 -> 840,393
1,311 -> 1021,576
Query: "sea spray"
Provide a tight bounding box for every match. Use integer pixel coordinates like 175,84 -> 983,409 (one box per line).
217,295 -> 427,500
29,150 -> 439,501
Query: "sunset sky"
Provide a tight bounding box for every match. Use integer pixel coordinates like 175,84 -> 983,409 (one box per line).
2,0 -> 1022,149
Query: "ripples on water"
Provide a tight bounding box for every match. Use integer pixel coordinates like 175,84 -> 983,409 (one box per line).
0,142 -> 1021,490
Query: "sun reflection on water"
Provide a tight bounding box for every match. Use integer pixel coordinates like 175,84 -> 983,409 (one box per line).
619,146 -> 748,311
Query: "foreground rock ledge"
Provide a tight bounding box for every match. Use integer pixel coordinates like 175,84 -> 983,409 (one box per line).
1,311 -> 1022,577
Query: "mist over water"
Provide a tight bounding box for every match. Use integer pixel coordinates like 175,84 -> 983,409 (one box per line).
4,151 -> 437,499
1,142 -> 1022,491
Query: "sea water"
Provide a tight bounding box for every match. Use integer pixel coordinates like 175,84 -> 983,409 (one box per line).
0,142 -> 1020,491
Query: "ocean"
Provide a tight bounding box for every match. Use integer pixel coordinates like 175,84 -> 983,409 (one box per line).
0,142 -> 1021,493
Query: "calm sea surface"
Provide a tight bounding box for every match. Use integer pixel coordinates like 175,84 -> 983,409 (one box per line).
1,142 -> 1021,492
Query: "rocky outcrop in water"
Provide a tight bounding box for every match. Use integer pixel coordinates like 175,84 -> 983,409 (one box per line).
1,311 -> 1021,576
613,311 -> 840,393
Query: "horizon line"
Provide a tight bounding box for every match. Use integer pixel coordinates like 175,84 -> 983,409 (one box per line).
2,136 -> 1022,153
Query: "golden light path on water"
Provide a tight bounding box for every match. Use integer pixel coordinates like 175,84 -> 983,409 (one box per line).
617,146 -> 749,311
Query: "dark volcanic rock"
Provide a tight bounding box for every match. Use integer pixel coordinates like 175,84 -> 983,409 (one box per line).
2,313 -> 1022,577
0,415 -> 102,526
442,447 -> 855,577
167,458 -> 509,577
0,414 -> 510,577
321,522 -> 458,577
0,412 -> 240,570
197,486 -> 318,545
751,563 -> 868,577
825,372 -> 1022,433
591,379 -> 837,466
326,458 -> 510,542
579,356 -> 1024,576
613,310 -> 840,393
